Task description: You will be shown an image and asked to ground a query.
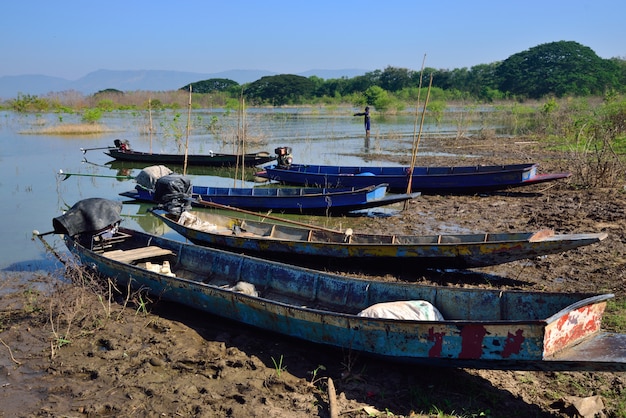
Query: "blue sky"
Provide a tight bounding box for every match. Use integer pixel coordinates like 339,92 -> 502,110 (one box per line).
2,0 -> 624,80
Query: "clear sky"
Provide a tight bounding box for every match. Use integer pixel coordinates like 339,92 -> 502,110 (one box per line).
2,0 -> 624,80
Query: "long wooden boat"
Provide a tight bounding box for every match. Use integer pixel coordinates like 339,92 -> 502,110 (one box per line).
104,139 -> 276,167
256,162 -> 572,193
46,198 -> 626,371
150,207 -> 607,270
120,182 -> 420,215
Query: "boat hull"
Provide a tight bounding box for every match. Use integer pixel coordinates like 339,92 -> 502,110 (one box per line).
121,184 -> 419,214
106,148 -> 276,167
60,225 -> 626,371
151,209 -> 607,269
257,163 -> 571,193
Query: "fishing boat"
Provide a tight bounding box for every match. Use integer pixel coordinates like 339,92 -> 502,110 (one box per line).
42,198 -> 626,371
256,162 -> 572,193
149,206 -> 607,270
120,174 -> 420,215
103,139 -> 277,167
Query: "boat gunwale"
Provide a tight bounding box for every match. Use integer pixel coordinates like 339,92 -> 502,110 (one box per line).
66,228 -> 613,327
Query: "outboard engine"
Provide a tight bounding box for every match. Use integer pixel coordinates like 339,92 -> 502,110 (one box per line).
114,138 -> 131,151
154,175 -> 193,216
275,146 -> 293,168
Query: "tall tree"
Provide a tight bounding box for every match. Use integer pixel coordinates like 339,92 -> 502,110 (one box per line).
496,41 -> 619,98
181,78 -> 239,94
244,74 -> 315,106
379,66 -> 413,92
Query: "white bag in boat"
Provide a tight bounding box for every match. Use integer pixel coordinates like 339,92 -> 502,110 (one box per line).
358,300 -> 444,321
135,165 -> 173,190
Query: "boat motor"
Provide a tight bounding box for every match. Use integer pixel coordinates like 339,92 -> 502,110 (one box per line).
114,138 -> 131,151
275,146 -> 293,168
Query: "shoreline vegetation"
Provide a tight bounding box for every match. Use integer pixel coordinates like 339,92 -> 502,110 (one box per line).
8,93 -> 625,190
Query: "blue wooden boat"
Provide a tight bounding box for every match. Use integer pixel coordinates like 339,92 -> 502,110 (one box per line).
256,162 -> 571,193
45,198 -> 626,371
149,207 -> 607,270
104,139 -> 276,167
120,182 -> 420,215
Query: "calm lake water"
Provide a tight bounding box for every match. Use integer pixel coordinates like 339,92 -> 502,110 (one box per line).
0,107 -> 485,272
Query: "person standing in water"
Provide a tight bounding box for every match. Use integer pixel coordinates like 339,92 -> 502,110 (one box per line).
354,106 -> 370,135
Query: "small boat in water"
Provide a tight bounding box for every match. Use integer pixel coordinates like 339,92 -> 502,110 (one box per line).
42,198 -> 626,371
149,206 -> 607,270
256,162 -> 571,193
104,139 -> 277,167
120,174 -> 420,215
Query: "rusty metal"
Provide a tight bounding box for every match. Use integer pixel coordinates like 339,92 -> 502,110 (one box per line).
59,225 -> 626,371
151,209 -> 607,270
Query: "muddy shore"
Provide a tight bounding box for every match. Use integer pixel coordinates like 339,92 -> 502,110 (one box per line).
1,135 -> 625,417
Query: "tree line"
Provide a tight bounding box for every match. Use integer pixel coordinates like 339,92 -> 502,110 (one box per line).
183,41 -> 626,109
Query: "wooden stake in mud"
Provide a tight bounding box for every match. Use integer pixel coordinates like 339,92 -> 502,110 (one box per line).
327,377 -> 338,418
234,88 -> 246,188
183,85 -> 192,176
148,98 -> 154,153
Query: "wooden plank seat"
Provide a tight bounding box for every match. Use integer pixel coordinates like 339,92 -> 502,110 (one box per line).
92,231 -> 132,252
103,246 -> 175,264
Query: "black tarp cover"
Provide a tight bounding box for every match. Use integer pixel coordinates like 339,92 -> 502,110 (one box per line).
154,175 -> 192,215
52,198 -> 122,236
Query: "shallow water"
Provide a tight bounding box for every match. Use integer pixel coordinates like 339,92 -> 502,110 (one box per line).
0,107 -> 489,272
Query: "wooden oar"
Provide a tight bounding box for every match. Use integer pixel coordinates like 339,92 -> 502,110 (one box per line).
80,146 -> 114,154
58,169 -> 134,181
195,198 -> 346,234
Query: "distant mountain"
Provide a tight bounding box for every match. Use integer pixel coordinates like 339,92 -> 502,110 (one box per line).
0,68 -> 369,99
0,74 -> 73,98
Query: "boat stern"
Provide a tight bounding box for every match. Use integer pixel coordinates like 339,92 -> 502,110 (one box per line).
543,295 -> 610,357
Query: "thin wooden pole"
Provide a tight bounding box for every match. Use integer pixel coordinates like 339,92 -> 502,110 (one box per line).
241,96 -> 246,184
183,85 -> 192,175
409,54 -> 427,171
403,54 -> 426,211
405,73 -> 433,197
194,199 -> 345,234
327,377 -> 339,418
234,90 -> 242,187
148,98 -> 154,153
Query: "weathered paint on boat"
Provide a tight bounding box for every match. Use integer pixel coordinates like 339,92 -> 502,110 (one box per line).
58,224 -> 626,371
256,163 -> 572,193
150,209 -> 607,269
120,183 -> 419,215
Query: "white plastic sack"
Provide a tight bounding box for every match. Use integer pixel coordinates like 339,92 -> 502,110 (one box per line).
357,300 -> 444,321
135,165 -> 173,190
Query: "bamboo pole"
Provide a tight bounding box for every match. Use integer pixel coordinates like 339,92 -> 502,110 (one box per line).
403,54 -> 427,210
241,96 -> 246,184
148,98 -> 154,153
409,54 -> 427,172
405,73 -> 433,198
183,85 -> 192,176
194,199 -> 346,234
234,88 -> 245,188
